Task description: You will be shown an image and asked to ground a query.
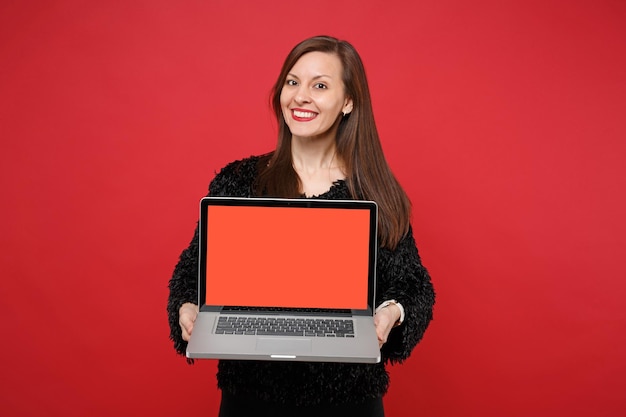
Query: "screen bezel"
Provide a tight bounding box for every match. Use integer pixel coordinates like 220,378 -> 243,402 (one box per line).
197,197 -> 378,316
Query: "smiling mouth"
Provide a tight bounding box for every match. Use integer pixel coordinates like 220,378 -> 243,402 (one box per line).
292,110 -> 317,121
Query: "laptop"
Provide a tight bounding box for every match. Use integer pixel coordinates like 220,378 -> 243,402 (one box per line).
186,196 -> 381,363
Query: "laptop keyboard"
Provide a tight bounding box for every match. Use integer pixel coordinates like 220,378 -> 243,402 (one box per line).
215,316 -> 355,337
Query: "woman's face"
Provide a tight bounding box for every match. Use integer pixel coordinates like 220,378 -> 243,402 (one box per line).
280,51 -> 353,142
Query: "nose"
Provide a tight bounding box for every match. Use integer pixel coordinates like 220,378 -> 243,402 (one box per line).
295,85 -> 311,104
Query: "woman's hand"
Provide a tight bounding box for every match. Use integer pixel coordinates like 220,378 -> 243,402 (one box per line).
374,304 -> 401,348
179,302 -> 199,342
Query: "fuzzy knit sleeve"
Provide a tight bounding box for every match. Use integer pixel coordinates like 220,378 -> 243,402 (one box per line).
376,226 -> 435,364
166,222 -> 201,358
166,156 -> 260,358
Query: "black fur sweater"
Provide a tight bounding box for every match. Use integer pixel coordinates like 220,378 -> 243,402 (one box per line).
167,155 -> 435,406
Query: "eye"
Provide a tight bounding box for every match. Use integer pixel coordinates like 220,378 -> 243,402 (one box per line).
286,79 -> 298,86
314,83 -> 327,89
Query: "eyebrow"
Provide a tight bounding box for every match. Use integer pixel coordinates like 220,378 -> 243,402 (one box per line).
287,73 -> 334,80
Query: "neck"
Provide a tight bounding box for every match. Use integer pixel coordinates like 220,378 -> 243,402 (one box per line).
291,136 -> 342,174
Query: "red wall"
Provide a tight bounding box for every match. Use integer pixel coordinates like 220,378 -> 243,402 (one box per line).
1,1 -> 625,415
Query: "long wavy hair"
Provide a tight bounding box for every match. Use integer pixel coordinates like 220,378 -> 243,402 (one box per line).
255,35 -> 411,250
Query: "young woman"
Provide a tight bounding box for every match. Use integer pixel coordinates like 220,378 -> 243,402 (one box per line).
167,35 -> 435,417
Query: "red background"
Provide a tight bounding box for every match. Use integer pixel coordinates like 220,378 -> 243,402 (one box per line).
1,0 -> 625,416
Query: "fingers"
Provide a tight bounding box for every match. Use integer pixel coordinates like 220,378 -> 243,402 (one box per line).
378,336 -> 386,349
179,303 -> 199,342
377,328 -> 389,348
180,317 -> 193,341
374,311 -> 393,348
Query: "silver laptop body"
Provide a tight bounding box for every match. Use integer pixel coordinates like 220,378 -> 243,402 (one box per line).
186,197 -> 381,363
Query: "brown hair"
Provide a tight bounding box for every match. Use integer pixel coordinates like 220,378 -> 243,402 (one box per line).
255,35 -> 411,250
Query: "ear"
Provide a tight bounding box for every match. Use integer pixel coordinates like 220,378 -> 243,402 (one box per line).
343,98 -> 354,115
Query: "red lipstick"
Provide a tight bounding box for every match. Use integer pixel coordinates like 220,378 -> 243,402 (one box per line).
291,108 -> 318,122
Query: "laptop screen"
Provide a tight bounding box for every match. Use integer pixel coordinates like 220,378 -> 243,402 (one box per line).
201,199 -> 375,310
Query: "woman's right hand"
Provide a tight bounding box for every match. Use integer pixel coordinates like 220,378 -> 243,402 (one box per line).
179,302 -> 199,341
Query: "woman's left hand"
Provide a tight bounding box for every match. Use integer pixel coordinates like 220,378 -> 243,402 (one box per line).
374,304 -> 401,348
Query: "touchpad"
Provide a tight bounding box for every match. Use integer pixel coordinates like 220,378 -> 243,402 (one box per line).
256,338 -> 312,354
